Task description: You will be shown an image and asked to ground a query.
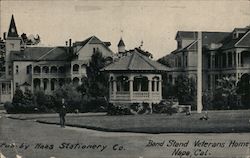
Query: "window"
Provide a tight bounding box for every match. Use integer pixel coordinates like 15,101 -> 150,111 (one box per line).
8,66 -> 11,75
16,65 -> 19,74
26,65 -> 32,74
177,41 -> 182,49
185,55 -> 188,67
16,82 -> 19,88
93,48 -> 96,53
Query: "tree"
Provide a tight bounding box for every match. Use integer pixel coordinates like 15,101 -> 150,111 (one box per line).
80,50 -> 110,98
53,84 -> 82,112
21,33 -> 41,45
236,74 -> 250,109
175,75 -> 196,105
12,88 -> 25,106
215,76 -> 238,109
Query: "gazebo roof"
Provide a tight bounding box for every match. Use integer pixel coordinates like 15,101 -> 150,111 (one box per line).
102,49 -> 169,72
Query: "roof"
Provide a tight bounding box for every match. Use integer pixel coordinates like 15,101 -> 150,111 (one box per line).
74,36 -> 113,54
20,82 -> 31,86
117,38 -> 125,47
10,46 -> 68,61
7,15 -> 18,38
102,49 -> 169,72
235,31 -> 250,48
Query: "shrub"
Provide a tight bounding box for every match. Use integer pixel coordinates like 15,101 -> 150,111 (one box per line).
4,102 -> 14,113
153,100 -> 178,115
107,103 -> 132,115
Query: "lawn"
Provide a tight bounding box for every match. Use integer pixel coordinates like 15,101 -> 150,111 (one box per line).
34,110 -> 250,133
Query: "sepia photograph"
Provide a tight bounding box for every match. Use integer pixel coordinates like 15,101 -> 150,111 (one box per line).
0,0 -> 250,157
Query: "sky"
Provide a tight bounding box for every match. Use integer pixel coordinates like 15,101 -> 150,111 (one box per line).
1,0 -> 250,59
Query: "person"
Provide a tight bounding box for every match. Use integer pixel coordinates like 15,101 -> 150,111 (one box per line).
59,99 -> 67,128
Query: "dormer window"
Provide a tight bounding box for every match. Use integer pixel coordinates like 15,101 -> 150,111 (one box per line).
233,32 -> 238,39
177,41 -> 182,49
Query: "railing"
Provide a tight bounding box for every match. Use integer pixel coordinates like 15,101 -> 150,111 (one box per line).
33,72 -> 66,78
110,91 -> 161,101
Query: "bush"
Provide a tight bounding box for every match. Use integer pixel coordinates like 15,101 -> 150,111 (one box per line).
153,99 -> 178,115
107,103 -> 132,115
4,102 -> 15,113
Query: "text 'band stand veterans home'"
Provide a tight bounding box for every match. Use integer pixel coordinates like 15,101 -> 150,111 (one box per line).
102,48 -> 169,107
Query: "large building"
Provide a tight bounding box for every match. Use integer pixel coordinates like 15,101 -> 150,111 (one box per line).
159,27 -> 250,92
0,15 -> 114,102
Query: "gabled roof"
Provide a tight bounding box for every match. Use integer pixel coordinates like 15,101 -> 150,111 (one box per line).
102,49 -> 169,72
10,46 -> 68,61
117,38 -> 125,47
235,31 -> 250,48
7,15 -> 18,38
74,36 -> 114,54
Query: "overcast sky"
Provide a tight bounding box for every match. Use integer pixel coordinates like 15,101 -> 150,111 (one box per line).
1,0 -> 250,59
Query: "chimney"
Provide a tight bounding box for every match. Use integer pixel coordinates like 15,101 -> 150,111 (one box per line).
3,32 -> 6,40
69,39 -> 72,48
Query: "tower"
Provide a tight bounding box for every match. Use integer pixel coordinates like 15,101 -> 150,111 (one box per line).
117,38 -> 125,53
5,15 -> 21,78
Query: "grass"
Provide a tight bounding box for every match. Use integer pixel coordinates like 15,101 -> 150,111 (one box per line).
34,110 -> 250,134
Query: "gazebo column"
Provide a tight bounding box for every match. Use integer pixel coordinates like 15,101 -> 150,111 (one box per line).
129,79 -> 133,100
154,79 -> 157,92
109,81 -> 112,98
159,80 -> 162,100
113,80 -> 117,99
148,79 -> 152,100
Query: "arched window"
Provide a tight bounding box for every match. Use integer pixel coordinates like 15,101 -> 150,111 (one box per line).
152,76 -> 160,92
73,64 -> 79,73
16,65 -> 19,74
50,66 -> 57,73
73,77 -> 79,86
58,66 -> 65,73
42,66 -> 49,74
33,78 -> 41,90
110,76 -> 114,91
51,79 -> 57,91
133,76 -> 148,91
34,66 -> 41,74
43,78 -> 49,90
116,76 -> 129,91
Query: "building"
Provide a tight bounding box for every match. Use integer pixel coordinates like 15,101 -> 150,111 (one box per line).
0,15 -> 114,102
159,27 -> 250,92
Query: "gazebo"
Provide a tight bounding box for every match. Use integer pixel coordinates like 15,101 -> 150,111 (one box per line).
102,48 -> 169,105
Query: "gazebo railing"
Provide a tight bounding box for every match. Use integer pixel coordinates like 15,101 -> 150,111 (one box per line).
110,91 -> 161,101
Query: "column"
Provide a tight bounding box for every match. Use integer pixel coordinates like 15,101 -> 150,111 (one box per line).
40,79 -> 44,91
210,54 -> 213,69
109,80 -> 112,99
148,78 -> 152,100
129,79 -> 133,100
113,80 -> 117,99
210,75 -> 213,90
154,79 -> 157,92
159,79 -> 162,100
238,52 -> 241,67
48,79 -> 51,93
232,52 -> 235,67
10,80 -> 13,99
226,52 -> 228,68
236,52 -> 239,67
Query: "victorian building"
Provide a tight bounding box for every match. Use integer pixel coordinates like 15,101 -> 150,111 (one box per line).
159,27 -> 250,92
0,15 -> 114,102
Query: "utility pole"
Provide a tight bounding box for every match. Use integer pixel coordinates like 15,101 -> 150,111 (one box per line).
197,31 -> 203,113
